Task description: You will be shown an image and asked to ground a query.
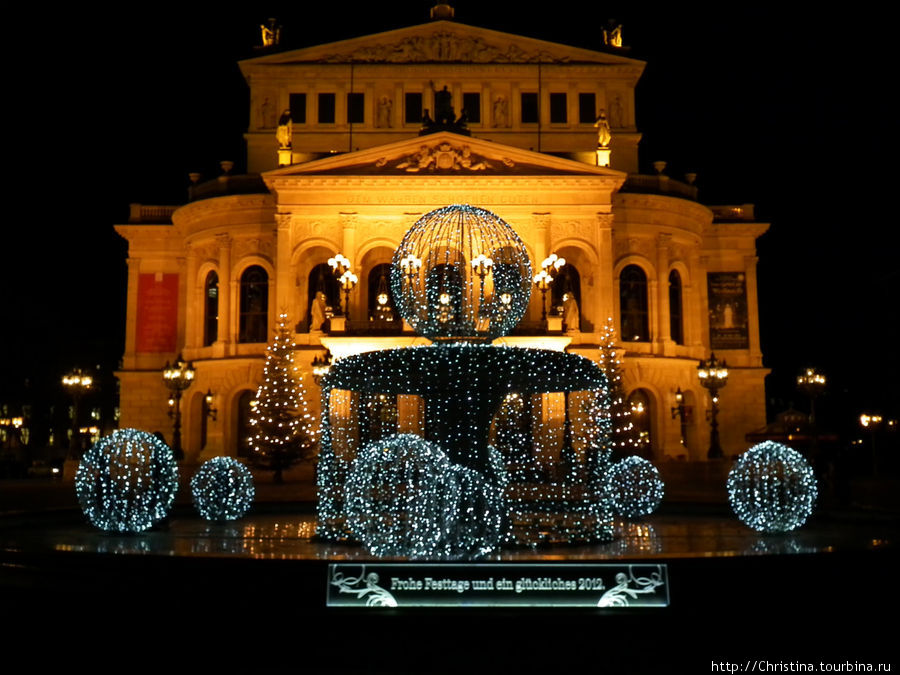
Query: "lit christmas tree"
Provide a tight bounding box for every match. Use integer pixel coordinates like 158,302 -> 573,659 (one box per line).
597,317 -> 643,460
249,313 -> 317,483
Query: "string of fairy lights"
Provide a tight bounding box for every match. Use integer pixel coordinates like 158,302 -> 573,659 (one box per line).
72,204 -> 820,550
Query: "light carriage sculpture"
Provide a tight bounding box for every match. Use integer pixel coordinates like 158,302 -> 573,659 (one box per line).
316,205 -> 613,558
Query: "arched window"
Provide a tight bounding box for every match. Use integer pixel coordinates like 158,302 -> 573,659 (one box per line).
551,264 -> 581,315
368,263 -> 398,329
669,269 -> 684,345
239,266 -> 268,343
307,263 -> 341,331
203,271 -> 218,346
620,265 -> 649,342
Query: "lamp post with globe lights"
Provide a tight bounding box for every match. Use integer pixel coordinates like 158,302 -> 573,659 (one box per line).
62,369 -> 93,459
698,354 -> 728,459
797,368 -> 826,427
163,355 -> 195,460
670,387 -> 688,451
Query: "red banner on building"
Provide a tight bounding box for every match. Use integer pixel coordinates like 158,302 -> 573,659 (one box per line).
136,273 -> 179,353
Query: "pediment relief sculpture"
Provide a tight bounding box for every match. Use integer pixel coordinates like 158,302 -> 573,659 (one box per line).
377,142 -> 515,173
320,31 -> 571,64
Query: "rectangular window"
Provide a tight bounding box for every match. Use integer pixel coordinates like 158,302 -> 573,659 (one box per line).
462,92 -> 481,123
579,93 -> 596,124
405,92 -> 422,124
550,93 -> 567,123
521,92 -> 538,123
318,93 -> 336,124
289,93 -> 307,123
347,92 -> 364,124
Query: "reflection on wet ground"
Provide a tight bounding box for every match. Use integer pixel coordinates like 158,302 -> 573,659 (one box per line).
5,512 -> 893,561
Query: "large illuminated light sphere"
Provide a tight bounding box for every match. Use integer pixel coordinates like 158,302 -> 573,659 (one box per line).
191,457 -> 255,521
75,429 -> 178,533
344,434 -> 457,558
605,456 -> 664,518
727,441 -> 817,533
391,204 -> 532,341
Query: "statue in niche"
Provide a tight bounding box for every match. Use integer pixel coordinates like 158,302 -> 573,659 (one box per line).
594,110 -> 612,148
493,95 -> 509,128
310,291 -> 328,331
430,82 -> 455,124
609,95 -> 624,129
276,110 -> 292,149
562,293 -> 580,332
376,96 -> 393,128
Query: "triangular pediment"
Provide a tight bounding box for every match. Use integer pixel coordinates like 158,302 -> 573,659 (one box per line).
241,20 -> 643,68
263,132 -> 627,180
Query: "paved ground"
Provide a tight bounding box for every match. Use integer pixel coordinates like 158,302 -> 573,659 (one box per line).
2,476 -> 896,672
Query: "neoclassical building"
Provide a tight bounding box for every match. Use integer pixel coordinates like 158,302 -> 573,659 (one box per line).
116,8 -> 767,465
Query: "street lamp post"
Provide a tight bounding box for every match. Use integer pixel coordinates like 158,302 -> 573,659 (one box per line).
859,413 -> 883,477
533,253 -> 566,328
670,387 -> 688,451
338,270 -> 358,321
797,368 -> 826,427
62,369 -> 93,459
797,367 -> 826,462
698,354 -> 728,459
163,354 -> 195,460
532,269 -> 553,323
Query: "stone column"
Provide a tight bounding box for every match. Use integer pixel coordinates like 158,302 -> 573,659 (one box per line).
339,212 -> 359,320
122,257 -> 141,369
596,213 -> 615,324
697,255 -> 710,352
744,255 -> 764,367
656,233 -> 672,350
532,212 -> 550,324
215,234 -> 233,353
184,245 -> 199,349
275,213 -> 292,318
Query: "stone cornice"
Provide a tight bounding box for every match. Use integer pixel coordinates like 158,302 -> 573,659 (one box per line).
172,194 -> 276,231
241,21 -> 644,70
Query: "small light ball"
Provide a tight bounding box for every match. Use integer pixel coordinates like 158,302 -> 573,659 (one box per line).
75,429 -> 178,533
191,456 -> 255,521
728,441 -> 817,533
605,456 -> 664,518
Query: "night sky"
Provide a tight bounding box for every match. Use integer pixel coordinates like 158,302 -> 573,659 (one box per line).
3,3 -> 896,435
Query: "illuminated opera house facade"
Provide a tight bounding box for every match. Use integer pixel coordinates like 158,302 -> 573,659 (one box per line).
116,7 -> 768,466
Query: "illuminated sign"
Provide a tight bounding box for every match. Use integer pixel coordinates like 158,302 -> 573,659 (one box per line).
327,563 -> 669,608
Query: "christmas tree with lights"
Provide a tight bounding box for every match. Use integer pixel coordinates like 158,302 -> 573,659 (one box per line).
597,317 -> 643,460
249,313 -> 317,482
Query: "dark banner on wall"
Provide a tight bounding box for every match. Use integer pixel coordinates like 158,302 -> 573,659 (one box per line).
707,272 -> 749,350
327,563 -> 669,608
136,273 -> 179,353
